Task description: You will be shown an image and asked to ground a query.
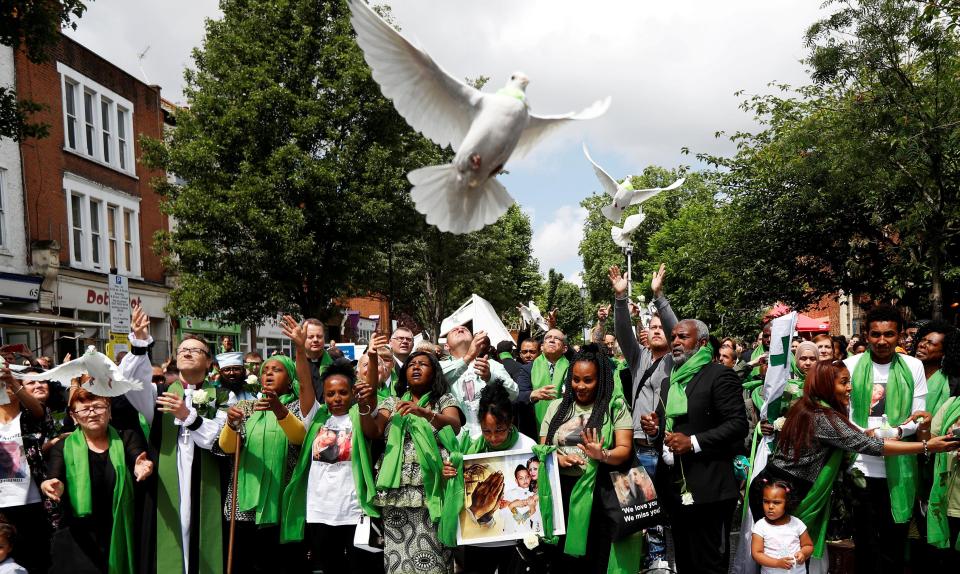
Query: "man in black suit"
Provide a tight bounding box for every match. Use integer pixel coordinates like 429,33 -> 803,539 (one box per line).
643,319 -> 747,573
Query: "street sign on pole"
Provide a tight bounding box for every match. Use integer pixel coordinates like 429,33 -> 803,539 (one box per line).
108,273 -> 131,333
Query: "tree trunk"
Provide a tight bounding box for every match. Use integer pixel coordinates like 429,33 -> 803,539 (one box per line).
930,252 -> 943,320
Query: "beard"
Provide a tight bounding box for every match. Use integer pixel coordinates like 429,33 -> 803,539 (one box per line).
672,347 -> 698,367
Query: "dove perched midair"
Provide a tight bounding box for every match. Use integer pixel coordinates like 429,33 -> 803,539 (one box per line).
611,212 -> 647,248
13,345 -> 143,397
348,0 -> 611,234
582,143 -> 685,223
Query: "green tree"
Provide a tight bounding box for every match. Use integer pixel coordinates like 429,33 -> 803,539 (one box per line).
1,0 -> 89,140
537,269 -> 587,343
700,0 -> 960,319
143,0 -> 447,324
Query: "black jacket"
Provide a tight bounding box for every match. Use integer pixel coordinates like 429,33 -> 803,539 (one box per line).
658,362 -> 747,506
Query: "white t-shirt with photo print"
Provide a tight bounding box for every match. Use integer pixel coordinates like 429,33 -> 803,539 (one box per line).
303,404 -> 360,525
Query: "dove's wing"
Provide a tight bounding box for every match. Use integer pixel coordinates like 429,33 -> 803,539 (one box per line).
621,213 -> 646,234
518,305 -> 533,324
627,177 -> 685,206
512,97 -> 611,160
582,143 -> 619,198
80,353 -> 143,397
348,0 -> 482,150
610,226 -> 630,248
13,357 -> 88,384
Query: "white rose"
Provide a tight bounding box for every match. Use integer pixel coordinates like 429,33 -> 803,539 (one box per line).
522,533 -> 539,550
773,417 -> 787,432
681,491 -> 694,506
191,389 -> 210,406
246,375 -> 258,385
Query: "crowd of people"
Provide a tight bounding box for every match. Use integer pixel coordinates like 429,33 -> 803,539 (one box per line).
0,264 -> 958,574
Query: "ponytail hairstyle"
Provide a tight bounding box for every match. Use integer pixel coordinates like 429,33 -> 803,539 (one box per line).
545,344 -> 616,444
478,381 -> 513,427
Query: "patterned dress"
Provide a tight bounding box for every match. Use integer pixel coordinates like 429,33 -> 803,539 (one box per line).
374,394 -> 460,574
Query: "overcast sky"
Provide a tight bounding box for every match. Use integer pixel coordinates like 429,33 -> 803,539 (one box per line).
66,0 -> 827,286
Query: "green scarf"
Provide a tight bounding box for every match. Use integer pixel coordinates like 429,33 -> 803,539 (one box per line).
376,392 -> 445,521
280,402 -> 377,542
156,379 -> 223,574
537,398 -> 643,572
927,396 -> 960,550
850,351 -> 917,523
795,447 -> 844,558
750,344 -> 766,379
926,370 -> 950,421
499,352 -> 514,361
665,344 -> 714,432
378,369 -> 399,400
65,427 -> 135,574
236,358 -> 300,525
437,427 -> 521,546
790,355 -> 803,380
531,355 -> 569,426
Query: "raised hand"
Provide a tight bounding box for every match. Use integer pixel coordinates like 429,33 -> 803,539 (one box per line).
469,471 -> 505,522
134,451 -> 154,481
280,315 -> 306,349
608,265 -> 629,297
597,304 -> 611,322
368,333 -> 389,354
157,391 -> 190,421
650,263 -> 666,297
41,478 -> 64,502
547,308 -> 559,329
466,331 -> 490,362
474,355 -> 491,382
131,302 -> 151,340
255,390 -> 287,419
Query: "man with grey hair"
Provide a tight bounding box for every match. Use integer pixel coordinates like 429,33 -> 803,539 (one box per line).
645,317 -> 747,574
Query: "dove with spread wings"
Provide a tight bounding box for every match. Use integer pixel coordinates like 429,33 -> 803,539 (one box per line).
582,143 -> 685,223
348,0 -> 611,234
13,345 -> 143,397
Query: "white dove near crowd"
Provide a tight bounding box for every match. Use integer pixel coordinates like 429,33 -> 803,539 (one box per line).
13,345 -> 143,397
348,0 -> 611,234
582,143 -> 685,223
611,212 -> 647,249
518,301 -> 550,332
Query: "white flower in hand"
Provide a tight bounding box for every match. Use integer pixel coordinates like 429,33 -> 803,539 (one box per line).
246,375 -> 258,386
681,491 -> 694,506
523,533 -> 539,549
773,417 -> 787,432
191,389 -> 211,406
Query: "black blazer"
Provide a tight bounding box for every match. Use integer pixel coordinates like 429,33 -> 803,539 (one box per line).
657,363 -> 747,506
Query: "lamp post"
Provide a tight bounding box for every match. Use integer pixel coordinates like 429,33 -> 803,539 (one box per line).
579,283 -> 589,343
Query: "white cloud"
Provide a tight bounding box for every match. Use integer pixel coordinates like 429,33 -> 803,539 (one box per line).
531,204 -> 588,281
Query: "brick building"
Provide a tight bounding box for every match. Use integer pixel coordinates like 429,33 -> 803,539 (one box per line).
0,34 -> 173,362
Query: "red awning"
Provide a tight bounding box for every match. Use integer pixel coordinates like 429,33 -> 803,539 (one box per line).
796,313 -> 830,332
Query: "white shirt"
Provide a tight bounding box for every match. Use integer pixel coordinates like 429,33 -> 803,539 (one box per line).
303,404 -> 360,525
122,335 -> 226,574
843,352 -> 926,478
441,357 -> 518,438
752,516 -> 808,574
0,413 -> 41,508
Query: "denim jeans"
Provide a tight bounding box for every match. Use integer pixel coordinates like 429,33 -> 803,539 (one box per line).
636,445 -> 666,563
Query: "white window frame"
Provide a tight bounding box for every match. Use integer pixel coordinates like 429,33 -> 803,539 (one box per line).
63,173 -> 142,277
57,63 -> 136,176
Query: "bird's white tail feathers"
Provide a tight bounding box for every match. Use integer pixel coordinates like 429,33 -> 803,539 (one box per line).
611,225 -> 629,248
601,202 -> 620,223
408,164 -> 514,234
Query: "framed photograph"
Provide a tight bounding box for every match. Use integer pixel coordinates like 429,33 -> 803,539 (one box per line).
456,448 -> 565,545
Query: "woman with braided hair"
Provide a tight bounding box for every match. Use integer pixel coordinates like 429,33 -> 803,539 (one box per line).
539,344 -> 633,572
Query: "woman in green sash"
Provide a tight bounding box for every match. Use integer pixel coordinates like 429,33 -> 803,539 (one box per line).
441,382 -> 538,574
357,349 -> 465,574
217,355 -> 306,573
927,329 -> 960,561
41,388 -> 153,574
540,344 -> 633,573
747,359 -> 959,558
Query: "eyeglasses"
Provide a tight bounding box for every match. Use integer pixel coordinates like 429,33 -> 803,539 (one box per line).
480,426 -> 510,436
177,347 -> 210,357
391,336 -> 413,342
73,405 -> 108,417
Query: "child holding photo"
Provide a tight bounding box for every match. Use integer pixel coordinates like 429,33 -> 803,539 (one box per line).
751,480 -> 814,573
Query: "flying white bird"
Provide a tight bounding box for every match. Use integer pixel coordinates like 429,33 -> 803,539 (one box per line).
518,301 -> 549,332
611,212 -> 647,248
348,0 -> 611,234
582,143 -> 685,223
13,346 -> 143,397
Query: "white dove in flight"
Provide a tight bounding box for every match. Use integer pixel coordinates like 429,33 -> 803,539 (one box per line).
13,345 -> 143,397
518,301 -> 549,332
611,212 -> 647,248
582,143 -> 685,223
348,0 -> 611,234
